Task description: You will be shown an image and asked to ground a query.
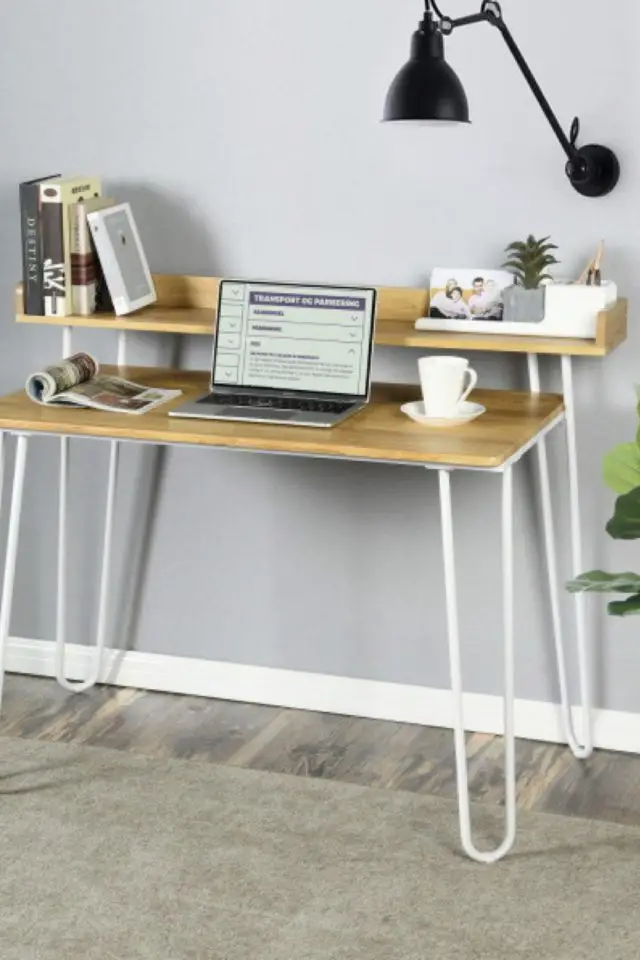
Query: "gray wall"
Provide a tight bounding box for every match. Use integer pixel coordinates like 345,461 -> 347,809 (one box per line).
0,0 -> 637,710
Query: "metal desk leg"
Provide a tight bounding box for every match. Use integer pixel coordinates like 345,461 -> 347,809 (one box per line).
0,435 -> 29,708
55,328 -> 124,693
0,431 -> 5,516
55,438 -> 119,692
527,354 -> 592,759
438,467 -> 516,863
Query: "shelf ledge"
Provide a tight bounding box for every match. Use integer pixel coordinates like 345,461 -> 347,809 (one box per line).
14,277 -> 627,357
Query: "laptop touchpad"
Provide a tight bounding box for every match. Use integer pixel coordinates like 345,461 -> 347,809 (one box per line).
220,408 -> 297,421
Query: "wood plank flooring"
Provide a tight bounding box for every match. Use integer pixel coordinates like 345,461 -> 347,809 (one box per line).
2,675 -> 640,827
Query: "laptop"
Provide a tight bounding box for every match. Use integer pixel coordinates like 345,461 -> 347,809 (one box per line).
170,280 -> 378,428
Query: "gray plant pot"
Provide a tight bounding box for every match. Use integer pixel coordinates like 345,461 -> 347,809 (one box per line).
502,285 -> 546,324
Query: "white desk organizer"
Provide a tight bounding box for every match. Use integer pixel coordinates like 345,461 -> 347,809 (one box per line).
416,281 -> 617,340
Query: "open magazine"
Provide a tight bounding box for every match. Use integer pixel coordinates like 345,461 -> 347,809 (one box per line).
25,353 -> 181,416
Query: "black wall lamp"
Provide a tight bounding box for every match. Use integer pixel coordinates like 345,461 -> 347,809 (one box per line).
383,0 -> 620,198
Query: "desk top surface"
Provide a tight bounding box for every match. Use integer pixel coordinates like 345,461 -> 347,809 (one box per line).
0,368 -> 564,469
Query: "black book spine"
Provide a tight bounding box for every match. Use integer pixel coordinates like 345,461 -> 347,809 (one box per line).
94,232 -> 113,313
19,182 -> 43,314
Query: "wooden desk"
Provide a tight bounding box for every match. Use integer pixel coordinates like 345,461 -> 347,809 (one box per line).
0,368 -> 564,469
0,372 -> 568,864
10,272 -> 619,863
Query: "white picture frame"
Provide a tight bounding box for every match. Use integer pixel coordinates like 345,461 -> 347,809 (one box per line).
87,202 -> 156,315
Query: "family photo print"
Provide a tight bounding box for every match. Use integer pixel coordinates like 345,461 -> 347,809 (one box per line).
429,268 -> 515,323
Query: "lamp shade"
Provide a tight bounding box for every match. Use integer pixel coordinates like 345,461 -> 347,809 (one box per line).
383,18 -> 470,124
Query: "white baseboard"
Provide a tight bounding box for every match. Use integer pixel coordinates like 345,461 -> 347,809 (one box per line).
6,636 -> 640,754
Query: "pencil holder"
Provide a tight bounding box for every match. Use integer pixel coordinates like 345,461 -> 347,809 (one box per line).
542,281 -> 617,338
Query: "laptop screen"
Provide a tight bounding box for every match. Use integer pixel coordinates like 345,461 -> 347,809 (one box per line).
212,281 -> 377,398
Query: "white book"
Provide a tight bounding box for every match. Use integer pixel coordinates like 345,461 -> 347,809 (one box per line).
87,202 -> 156,315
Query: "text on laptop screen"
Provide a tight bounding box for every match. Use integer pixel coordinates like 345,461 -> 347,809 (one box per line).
213,282 -> 376,396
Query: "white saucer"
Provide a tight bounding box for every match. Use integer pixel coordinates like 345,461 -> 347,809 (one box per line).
401,400 -> 486,428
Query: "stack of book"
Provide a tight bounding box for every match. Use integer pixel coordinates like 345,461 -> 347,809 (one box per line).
19,175 -> 156,318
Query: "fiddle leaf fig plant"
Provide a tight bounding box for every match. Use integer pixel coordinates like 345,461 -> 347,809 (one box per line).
602,443 -> 640,495
567,389 -> 640,616
503,234 -> 560,289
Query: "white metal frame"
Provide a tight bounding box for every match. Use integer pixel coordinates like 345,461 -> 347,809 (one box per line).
0,349 -> 591,863
527,354 -> 592,759
433,351 -> 592,862
54,328 -> 125,693
439,466 -> 516,863
0,434 -> 28,706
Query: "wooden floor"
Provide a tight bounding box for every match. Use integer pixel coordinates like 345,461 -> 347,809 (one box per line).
2,674 -> 640,827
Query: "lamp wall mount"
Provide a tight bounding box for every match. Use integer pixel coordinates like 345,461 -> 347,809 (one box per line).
384,0 -> 620,198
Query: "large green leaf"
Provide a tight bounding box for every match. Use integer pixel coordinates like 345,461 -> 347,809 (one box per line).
603,444 -> 640,494
606,487 -> 640,539
608,594 -> 640,617
567,570 -> 640,593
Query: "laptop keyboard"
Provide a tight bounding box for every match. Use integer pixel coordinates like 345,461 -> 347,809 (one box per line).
204,394 -> 354,414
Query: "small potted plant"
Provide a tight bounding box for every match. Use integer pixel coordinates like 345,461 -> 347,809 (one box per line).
502,234 -> 560,323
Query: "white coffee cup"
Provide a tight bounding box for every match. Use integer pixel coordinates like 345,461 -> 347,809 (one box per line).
418,356 -> 478,418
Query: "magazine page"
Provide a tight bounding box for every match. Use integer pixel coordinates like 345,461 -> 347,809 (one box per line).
61,375 -> 181,415
25,352 -> 98,403
25,353 -> 181,415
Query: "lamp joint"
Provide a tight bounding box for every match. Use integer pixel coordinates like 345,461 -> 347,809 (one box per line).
480,0 -> 503,23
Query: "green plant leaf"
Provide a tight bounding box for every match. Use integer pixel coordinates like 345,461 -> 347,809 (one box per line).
531,255 -> 560,268
634,385 -> 640,429
567,570 -> 640,593
603,444 -> 640,494
608,594 -> 640,617
502,235 -> 559,289
503,260 -> 527,273
606,487 -> 640,539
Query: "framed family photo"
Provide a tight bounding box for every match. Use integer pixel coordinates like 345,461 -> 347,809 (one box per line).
428,268 -> 514,323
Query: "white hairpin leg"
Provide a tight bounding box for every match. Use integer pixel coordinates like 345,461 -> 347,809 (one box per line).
560,355 -> 592,756
62,325 -> 73,358
439,467 -> 516,863
527,354 -> 592,758
55,329 -> 123,693
0,431 -> 5,520
0,435 -> 29,709
117,331 -> 127,367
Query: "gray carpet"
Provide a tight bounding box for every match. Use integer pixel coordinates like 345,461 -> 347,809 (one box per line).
0,736 -> 638,959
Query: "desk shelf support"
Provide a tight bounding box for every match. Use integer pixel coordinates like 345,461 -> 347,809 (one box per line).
527,353 -> 592,758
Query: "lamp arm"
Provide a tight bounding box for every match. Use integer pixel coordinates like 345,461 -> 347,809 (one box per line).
441,3 -> 576,161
